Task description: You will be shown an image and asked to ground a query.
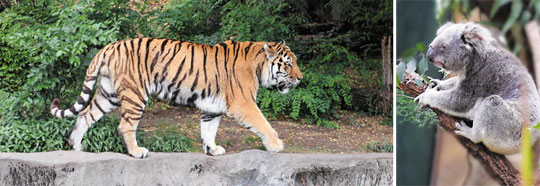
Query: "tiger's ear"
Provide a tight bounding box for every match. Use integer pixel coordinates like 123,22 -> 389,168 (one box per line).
264,43 -> 277,60
278,40 -> 285,45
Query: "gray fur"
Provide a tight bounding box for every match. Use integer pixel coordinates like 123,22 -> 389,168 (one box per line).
415,22 -> 540,154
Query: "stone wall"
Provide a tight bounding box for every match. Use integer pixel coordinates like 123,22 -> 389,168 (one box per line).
0,150 -> 392,186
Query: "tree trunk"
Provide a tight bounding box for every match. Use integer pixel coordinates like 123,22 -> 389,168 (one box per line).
381,36 -> 393,114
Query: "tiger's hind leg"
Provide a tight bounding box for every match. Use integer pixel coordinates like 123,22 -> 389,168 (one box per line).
117,93 -> 149,158
69,85 -> 120,151
200,113 -> 226,156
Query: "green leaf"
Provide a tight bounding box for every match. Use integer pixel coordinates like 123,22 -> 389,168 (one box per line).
397,61 -> 406,83
502,0 -> 522,34
416,43 -> 426,54
401,48 -> 417,60
415,79 -> 423,87
490,0 -> 510,17
534,0 -> 540,20
418,57 -> 429,75
533,122 -> 540,129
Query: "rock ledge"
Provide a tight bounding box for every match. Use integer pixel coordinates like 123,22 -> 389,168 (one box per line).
0,150 -> 392,186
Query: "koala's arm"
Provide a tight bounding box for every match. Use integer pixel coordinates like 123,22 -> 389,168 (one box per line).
415,88 -> 476,120
430,77 -> 459,91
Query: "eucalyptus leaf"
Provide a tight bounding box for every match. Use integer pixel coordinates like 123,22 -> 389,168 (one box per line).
406,59 -> 417,74
502,0 -> 522,34
397,61 -> 406,83
490,0 -> 511,17
418,57 -> 429,75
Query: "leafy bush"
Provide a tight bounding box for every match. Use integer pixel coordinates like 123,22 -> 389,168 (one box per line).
0,114 -> 191,153
361,141 -> 393,153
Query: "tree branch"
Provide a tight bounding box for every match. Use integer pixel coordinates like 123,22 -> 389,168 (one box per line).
399,74 -> 521,186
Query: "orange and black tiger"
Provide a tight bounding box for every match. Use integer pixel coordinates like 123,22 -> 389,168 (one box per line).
50,38 -> 303,158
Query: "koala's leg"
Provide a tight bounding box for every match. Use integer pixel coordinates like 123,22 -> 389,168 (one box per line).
456,95 -> 521,154
429,77 -> 459,91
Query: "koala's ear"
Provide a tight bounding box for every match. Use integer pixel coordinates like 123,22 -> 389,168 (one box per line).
461,23 -> 491,46
264,43 -> 277,60
436,22 -> 454,35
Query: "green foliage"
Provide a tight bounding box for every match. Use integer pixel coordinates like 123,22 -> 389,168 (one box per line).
0,0 -> 389,152
361,140 -> 393,153
396,89 -> 438,128
257,70 -> 352,129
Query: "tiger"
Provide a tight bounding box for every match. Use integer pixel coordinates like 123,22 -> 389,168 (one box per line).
50,38 -> 303,158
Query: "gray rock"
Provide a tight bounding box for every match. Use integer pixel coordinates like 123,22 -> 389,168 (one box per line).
0,150 -> 392,186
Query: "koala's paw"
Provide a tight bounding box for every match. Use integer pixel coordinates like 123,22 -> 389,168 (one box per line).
414,93 -> 431,109
427,79 -> 441,91
455,121 -> 480,143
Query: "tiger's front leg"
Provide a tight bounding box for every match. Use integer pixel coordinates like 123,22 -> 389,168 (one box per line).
200,113 -> 226,156
229,102 -> 284,152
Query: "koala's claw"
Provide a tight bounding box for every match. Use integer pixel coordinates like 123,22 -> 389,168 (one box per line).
427,79 -> 441,91
414,94 -> 429,109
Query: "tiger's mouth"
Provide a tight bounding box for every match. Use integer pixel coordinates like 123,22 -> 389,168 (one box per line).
275,82 -> 291,94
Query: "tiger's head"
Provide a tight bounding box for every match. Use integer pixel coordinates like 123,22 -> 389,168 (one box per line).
261,41 -> 303,94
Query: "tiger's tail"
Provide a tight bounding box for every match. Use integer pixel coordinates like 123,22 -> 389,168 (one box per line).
50,49 -> 106,118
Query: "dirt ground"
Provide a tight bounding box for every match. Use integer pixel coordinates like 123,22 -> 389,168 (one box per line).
137,102 -> 392,154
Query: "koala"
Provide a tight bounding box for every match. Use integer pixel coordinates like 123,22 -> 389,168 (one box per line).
414,22 -> 540,155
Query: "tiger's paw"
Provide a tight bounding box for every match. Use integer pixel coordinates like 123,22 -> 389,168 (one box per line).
264,137 -> 284,152
208,145 -> 226,156
129,147 -> 149,158
68,138 -> 82,151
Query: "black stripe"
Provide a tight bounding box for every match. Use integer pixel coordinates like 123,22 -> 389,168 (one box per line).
90,113 -> 96,122
187,93 -> 198,105
60,110 -> 65,118
207,85 -> 212,97
160,39 -> 168,53
94,99 -> 106,114
150,51 -> 161,73
201,89 -> 206,99
177,72 -> 188,88
215,75 -> 220,95
169,57 -> 186,91
219,43 -> 228,75
229,78 -> 235,97
77,97 -> 86,105
191,71 -> 199,92
85,76 -> 97,81
214,46 -> 221,78
189,45 -> 195,75
201,113 -> 221,122
123,97 -> 142,107
69,107 -> 77,114
232,42 -> 240,76
171,89 -> 180,103
82,85 -> 92,94
202,46 -> 208,84
136,39 -> 146,96
106,97 -> 121,107
144,38 -> 154,88
244,42 -> 253,60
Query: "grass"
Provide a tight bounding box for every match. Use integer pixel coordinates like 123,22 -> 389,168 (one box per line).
361,141 -> 393,153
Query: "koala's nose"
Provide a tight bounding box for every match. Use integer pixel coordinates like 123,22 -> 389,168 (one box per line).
426,47 -> 434,62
